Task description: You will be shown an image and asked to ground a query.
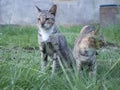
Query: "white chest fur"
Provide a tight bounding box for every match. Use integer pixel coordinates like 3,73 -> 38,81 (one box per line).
38,26 -> 54,41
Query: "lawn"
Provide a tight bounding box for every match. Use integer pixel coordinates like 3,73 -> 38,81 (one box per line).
0,25 -> 120,90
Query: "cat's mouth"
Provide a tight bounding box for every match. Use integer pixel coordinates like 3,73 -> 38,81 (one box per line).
41,23 -> 52,30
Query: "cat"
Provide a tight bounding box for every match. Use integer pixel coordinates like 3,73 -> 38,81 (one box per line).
36,4 -> 75,74
73,25 -> 99,78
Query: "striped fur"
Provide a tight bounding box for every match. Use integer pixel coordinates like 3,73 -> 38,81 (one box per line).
36,5 -> 75,74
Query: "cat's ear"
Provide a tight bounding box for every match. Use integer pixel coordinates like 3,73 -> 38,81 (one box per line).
49,4 -> 57,16
35,5 -> 41,13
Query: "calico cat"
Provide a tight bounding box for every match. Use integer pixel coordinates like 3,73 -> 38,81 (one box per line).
73,25 -> 99,78
36,4 -> 75,74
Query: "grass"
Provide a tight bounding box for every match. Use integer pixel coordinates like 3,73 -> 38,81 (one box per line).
101,25 -> 120,45
0,25 -> 38,48
0,25 -> 120,90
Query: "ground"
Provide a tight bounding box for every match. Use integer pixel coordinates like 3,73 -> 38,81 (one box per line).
0,25 -> 120,90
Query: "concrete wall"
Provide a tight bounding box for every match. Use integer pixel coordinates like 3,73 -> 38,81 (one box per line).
0,0 -> 120,25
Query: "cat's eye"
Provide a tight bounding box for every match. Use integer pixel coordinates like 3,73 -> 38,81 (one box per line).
46,18 -> 49,20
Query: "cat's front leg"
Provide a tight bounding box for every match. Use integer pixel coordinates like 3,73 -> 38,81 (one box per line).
88,59 -> 97,80
41,52 -> 48,72
76,59 -> 83,77
39,42 -> 48,72
52,53 -> 59,74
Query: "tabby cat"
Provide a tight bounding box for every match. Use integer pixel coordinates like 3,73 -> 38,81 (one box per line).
36,4 -> 75,74
73,25 -> 98,78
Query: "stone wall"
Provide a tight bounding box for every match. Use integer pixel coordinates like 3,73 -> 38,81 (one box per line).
0,0 -> 120,25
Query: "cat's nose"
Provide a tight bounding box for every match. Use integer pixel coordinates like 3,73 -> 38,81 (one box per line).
41,23 -> 44,26
41,22 -> 45,26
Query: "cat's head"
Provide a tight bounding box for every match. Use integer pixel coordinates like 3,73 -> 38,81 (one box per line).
36,4 -> 57,30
